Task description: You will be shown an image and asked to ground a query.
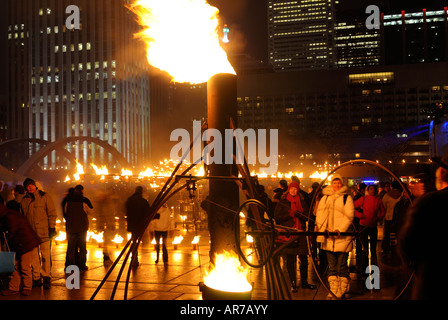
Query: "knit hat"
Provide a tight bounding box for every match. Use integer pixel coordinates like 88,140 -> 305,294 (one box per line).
288,181 -> 300,190
23,178 -> 36,188
331,173 -> 343,183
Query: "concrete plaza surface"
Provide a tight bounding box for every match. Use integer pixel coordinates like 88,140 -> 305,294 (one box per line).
0,229 -> 404,301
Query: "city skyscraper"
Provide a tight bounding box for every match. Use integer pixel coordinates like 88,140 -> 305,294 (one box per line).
335,9 -> 381,68
382,8 -> 448,65
2,0 -> 151,170
268,0 -> 337,71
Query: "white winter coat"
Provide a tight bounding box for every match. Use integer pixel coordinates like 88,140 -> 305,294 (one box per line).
152,206 -> 173,232
315,185 -> 355,252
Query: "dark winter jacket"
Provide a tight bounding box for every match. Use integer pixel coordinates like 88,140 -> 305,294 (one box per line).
0,203 -> 41,255
274,192 -> 309,230
399,186 -> 448,299
125,192 -> 150,233
274,192 -> 309,254
63,192 -> 93,233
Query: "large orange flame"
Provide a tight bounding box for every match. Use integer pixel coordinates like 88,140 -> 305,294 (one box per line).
128,0 -> 235,84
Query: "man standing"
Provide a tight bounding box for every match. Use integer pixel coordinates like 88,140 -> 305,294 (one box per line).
125,186 -> 149,267
20,178 -> 57,289
63,185 -> 94,271
399,152 -> 448,299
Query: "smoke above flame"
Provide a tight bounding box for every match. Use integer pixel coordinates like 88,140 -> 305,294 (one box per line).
128,0 -> 236,84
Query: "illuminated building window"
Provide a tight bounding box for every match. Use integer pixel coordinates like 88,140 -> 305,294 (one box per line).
349,72 -> 394,85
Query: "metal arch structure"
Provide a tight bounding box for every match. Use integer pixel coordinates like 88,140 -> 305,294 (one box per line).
15,136 -> 131,177
0,138 -> 78,166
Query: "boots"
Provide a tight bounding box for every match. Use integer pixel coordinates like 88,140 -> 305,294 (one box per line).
327,276 -> 339,300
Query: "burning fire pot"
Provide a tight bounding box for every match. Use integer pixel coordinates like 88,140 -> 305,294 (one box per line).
199,251 -> 253,300
199,282 -> 253,300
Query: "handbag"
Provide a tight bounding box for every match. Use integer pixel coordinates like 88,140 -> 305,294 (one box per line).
0,232 -> 16,274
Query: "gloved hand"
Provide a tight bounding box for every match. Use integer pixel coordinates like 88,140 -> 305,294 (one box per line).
48,228 -> 57,238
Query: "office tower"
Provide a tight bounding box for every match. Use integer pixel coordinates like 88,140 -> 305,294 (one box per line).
3,0 -> 151,170
335,10 -> 381,68
382,8 -> 448,65
268,0 -> 337,71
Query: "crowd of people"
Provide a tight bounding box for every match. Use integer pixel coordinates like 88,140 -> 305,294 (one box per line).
0,178 -> 172,297
260,152 -> 448,300
1,150 -> 447,299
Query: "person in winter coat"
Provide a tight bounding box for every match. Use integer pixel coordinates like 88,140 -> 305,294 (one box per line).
63,185 -> 94,271
6,185 -> 26,212
0,203 -> 41,296
315,174 -> 354,299
399,152 -> 448,299
274,181 -> 316,292
151,204 -> 173,264
353,183 -> 366,274
125,186 -> 150,267
381,181 -> 402,257
20,178 -> 57,289
354,185 -> 385,271
272,179 -> 288,209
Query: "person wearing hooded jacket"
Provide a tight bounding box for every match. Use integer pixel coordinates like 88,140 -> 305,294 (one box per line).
315,174 -> 354,299
20,178 -> 57,289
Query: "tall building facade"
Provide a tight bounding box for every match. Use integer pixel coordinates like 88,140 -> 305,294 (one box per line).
268,2 -> 448,71
268,0 -> 337,71
382,8 -> 448,65
335,10 -> 381,68
237,62 -> 448,163
3,0 -> 151,170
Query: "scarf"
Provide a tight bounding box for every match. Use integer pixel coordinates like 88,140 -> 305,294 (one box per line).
286,193 -> 304,230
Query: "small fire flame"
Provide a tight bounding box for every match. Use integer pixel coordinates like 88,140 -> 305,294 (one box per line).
172,235 -> 184,245
112,234 -> 124,245
121,169 -> 133,177
151,238 -> 163,245
138,167 -> 154,178
309,171 -> 328,180
204,251 -> 252,293
87,231 -> 104,243
76,160 -> 85,175
128,0 -> 235,84
91,164 -> 109,175
191,235 -> 200,244
55,231 -> 66,242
